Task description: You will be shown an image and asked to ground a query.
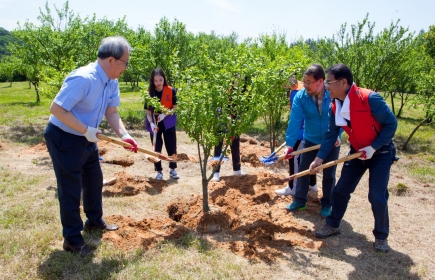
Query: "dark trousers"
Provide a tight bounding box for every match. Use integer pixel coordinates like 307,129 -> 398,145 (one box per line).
150,122 -> 177,171
288,140 -> 316,189
326,144 -> 395,240
294,139 -> 340,208
44,123 -> 104,246
213,136 -> 241,172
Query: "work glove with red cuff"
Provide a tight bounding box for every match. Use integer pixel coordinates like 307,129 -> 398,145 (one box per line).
284,146 -> 294,159
150,122 -> 159,134
83,126 -> 102,142
121,133 -> 138,153
358,145 -> 375,160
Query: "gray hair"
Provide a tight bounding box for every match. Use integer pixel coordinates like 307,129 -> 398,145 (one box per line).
97,36 -> 133,59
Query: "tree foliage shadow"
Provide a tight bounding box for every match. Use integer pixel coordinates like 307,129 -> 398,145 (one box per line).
3,124 -> 45,145
309,220 -> 419,279
37,249 -> 138,279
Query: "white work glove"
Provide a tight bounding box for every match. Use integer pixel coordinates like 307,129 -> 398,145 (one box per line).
150,122 -> 159,133
358,145 -> 376,160
121,133 -> 138,153
157,113 -> 166,122
83,126 -> 102,142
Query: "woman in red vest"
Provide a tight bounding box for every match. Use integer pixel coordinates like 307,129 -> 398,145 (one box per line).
144,68 -> 179,180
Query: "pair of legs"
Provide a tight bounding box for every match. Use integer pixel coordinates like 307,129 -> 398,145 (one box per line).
325,145 -> 394,240
293,139 -> 340,208
213,136 -> 241,173
44,123 -> 106,246
150,123 -> 177,171
288,139 -> 316,189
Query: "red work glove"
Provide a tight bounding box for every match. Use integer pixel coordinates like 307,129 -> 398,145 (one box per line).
284,146 -> 294,159
121,133 -> 138,153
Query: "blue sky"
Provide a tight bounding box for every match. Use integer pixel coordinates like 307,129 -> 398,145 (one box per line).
0,0 -> 433,41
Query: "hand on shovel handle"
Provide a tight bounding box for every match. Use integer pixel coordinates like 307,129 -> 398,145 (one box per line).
285,152 -> 363,181
97,134 -> 175,162
277,144 -> 321,161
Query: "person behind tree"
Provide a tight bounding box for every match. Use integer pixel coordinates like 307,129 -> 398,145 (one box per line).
311,63 -> 398,253
276,75 -> 317,196
44,36 -> 137,257
212,75 -> 247,182
144,68 -> 179,180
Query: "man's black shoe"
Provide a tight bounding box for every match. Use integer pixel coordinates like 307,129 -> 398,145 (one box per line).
83,222 -> 119,232
63,240 -> 93,257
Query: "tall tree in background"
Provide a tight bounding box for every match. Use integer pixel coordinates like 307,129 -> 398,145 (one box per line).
253,33 -> 307,152
401,26 -> 435,150
312,14 -> 414,92
7,1 -> 132,101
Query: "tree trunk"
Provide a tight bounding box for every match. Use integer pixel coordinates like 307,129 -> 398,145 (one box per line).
202,178 -> 210,212
389,92 -> 396,116
198,142 -> 210,212
32,81 -> 40,103
401,117 -> 431,150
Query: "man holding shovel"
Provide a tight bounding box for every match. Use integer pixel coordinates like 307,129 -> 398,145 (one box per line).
44,36 -> 137,256
310,63 -> 397,253
282,64 -> 341,217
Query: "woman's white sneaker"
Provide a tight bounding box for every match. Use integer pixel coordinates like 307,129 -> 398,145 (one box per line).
213,172 -> 221,182
155,171 -> 163,180
275,186 -> 296,196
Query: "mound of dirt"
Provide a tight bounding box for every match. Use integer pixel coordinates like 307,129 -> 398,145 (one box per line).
103,171 -> 168,196
103,171 -> 323,262
102,156 -> 135,167
103,215 -> 190,251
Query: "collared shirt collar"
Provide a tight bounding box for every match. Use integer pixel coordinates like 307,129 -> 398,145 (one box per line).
96,60 -> 110,84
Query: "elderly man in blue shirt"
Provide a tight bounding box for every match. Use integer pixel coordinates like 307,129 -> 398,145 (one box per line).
280,64 -> 341,217
44,36 -> 137,257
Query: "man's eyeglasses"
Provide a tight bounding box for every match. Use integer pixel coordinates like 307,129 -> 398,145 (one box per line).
117,58 -> 129,68
302,80 -> 318,86
324,79 -> 341,86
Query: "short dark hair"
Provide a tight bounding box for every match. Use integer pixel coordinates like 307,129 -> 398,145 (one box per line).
304,64 -> 325,80
97,36 -> 132,59
326,63 -> 353,85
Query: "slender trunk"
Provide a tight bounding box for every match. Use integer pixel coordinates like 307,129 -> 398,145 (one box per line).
202,178 -> 209,212
197,143 -> 210,212
32,81 -> 40,103
389,92 -> 396,116
401,117 -> 431,150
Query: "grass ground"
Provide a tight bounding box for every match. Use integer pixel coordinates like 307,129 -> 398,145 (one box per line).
1,81 -> 434,279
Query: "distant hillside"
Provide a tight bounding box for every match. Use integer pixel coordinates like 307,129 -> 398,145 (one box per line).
0,27 -> 17,58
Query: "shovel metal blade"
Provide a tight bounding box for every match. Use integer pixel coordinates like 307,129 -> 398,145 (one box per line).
261,155 -> 279,165
209,156 -> 229,162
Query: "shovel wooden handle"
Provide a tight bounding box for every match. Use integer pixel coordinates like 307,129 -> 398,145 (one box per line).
277,144 -> 321,161
97,134 -> 174,162
274,142 -> 287,153
286,152 -> 363,181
